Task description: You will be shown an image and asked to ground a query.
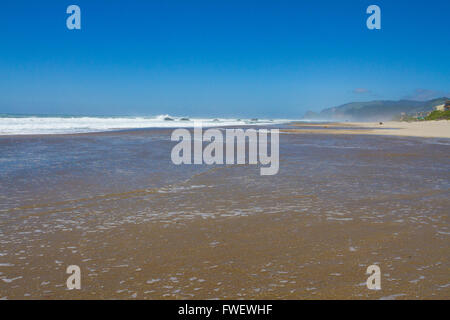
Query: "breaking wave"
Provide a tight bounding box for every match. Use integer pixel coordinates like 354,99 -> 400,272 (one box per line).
0,115 -> 297,135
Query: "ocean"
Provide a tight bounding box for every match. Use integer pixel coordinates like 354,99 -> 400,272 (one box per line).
0,114 -> 302,135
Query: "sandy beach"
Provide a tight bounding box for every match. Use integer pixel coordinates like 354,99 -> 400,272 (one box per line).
284,120 -> 450,138
0,127 -> 448,299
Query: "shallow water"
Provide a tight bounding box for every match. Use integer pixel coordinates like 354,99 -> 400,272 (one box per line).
0,127 -> 449,299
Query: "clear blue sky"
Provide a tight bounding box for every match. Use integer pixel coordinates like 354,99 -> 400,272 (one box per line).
0,0 -> 449,117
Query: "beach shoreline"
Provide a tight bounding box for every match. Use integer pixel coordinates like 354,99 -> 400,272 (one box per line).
1,127 -> 449,299
284,120 -> 450,139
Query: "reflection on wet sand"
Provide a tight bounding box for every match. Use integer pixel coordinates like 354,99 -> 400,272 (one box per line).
0,128 -> 449,299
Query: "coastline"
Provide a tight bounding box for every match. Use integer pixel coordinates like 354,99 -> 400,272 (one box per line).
284,120 -> 450,139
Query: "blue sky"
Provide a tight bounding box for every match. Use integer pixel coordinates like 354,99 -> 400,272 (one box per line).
0,0 -> 449,117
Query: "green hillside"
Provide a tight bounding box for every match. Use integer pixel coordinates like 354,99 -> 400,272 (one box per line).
425,109 -> 450,120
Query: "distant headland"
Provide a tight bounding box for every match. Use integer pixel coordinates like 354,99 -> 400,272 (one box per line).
303,97 -> 449,121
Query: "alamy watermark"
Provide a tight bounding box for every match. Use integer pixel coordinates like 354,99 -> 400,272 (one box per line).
65,5 -> 380,31
170,122 -> 279,176
66,5 -> 81,30
66,265 -> 81,290
366,5 -> 381,30
366,265 -> 381,290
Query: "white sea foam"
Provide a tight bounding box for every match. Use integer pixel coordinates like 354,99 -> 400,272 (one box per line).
0,115 -> 299,135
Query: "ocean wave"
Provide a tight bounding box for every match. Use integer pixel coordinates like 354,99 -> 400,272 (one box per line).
0,115 -> 295,135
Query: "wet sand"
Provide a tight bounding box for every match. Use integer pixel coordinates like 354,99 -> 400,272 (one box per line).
0,128 -> 449,299
284,120 -> 450,138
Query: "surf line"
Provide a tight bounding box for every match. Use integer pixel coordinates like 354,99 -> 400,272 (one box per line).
171,122 -> 279,175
